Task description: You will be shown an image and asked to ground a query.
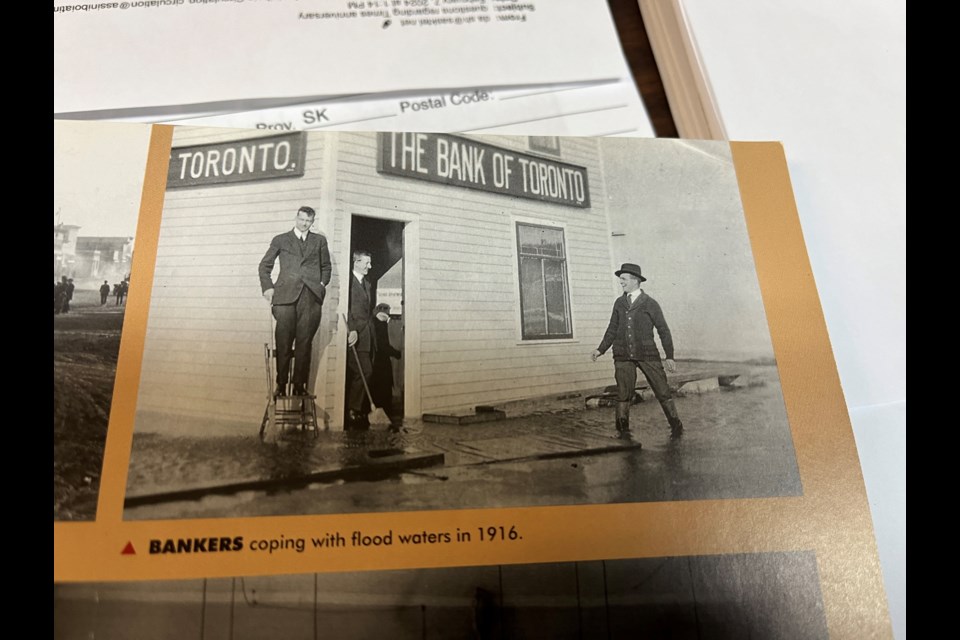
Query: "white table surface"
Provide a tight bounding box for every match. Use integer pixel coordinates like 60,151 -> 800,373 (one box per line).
681,1 -> 906,636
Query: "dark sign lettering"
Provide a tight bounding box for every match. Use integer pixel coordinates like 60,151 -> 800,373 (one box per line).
167,132 -> 306,188
377,132 -> 590,208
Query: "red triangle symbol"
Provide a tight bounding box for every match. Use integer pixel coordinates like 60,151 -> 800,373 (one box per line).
121,542 -> 136,555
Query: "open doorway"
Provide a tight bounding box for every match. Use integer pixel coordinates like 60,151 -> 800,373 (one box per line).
347,215 -> 406,424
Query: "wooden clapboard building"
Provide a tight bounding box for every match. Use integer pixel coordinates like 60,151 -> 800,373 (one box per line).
137,129 -> 620,432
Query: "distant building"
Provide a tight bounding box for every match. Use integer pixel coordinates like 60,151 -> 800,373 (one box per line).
74,236 -> 134,284
53,224 -> 81,281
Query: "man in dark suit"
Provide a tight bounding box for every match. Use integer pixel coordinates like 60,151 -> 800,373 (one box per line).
371,302 -> 402,417
55,276 -> 68,314
591,263 -> 683,441
346,250 -> 375,429
258,206 -> 332,396
99,280 -> 111,305
63,278 -> 75,313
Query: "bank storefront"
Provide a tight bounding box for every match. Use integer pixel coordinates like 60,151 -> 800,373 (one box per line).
137,129 -> 619,433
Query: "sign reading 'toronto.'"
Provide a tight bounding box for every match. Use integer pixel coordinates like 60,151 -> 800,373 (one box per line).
167,132 -> 307,189
377,132 -> 591,208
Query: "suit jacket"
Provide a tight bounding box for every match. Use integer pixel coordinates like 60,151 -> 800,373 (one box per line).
596,291 -> 674,362
373,317 -> 401,365
348,274 -> 375,354
258,230 -> 332,305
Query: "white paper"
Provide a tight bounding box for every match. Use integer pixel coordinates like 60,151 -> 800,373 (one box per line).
54,0 -> 629,115
164,80 -> 655,137
679,1 -> 906,636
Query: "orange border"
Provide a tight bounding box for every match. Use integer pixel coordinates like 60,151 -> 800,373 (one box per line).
95,124 -> 173,522
731,142 -> 889,637
53,131 -> 891,638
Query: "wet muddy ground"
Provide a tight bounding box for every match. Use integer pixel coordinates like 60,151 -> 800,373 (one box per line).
54,289 -> 126,520
125,366 -> 801,520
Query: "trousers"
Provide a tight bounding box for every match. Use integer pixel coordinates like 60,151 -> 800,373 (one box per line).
346,347 -> 373,416
272,287 -> 323,388
614,359 -> 681,426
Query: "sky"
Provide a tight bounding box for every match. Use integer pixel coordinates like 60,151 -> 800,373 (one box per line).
54,121 -> 152,237
599,138 -> 775,362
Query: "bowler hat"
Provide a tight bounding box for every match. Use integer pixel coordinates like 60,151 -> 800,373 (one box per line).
614,263 -> 646,282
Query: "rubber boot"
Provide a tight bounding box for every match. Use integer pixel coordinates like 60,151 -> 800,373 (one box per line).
660,398 -> 684,439
615,401 -> 631,435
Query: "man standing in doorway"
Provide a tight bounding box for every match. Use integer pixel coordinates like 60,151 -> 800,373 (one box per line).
259,206 -> 332,397
591,263 -> 684,441
371,302 -> 402,418
346,250 -> 376,429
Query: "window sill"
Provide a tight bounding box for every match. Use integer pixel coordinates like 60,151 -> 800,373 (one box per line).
516,338 -> 581,346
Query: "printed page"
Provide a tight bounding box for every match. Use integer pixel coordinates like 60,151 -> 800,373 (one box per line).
53,122 -> 892,638
56,553 -> 833,638
164,80 -> 655,138
54,0 -> 629,115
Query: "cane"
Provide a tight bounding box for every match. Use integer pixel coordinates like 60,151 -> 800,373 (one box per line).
342,313 -> 392,427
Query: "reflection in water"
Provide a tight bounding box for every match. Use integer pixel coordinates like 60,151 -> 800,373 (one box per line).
125,375 -> 802,519
256,436 -> 317,480
256,423 -> 431,482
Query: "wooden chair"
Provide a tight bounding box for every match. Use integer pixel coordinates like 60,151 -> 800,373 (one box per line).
260,342 -> 320,441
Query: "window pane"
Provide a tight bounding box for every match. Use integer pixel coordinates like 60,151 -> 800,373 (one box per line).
517,224 -> 540,254
519,256 -> 546,336
544,260 -> 569,334
518,225 -> 564,258
529,136 -> 562,156
516,223 -> 572,340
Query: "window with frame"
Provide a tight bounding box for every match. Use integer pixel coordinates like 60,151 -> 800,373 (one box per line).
516,223 -> 573,340
528,136 -> 562,157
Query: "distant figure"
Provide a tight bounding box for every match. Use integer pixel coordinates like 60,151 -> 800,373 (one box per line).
62,278 -> 76,314
99,280 -> 111,305
120,280 -> 129,304
371,303 -> 401,418
114,282 -> 122,306
55,277 -> 67,314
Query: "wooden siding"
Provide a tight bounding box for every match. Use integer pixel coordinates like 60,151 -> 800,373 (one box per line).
334,133 -> 616,414
136,128 -> 332,430
136,130 -> 620,432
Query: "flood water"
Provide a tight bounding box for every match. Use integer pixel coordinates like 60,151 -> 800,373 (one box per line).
125,371 -> 802,520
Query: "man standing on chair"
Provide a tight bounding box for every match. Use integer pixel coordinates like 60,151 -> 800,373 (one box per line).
346,250 -> 376,429
591,263 -> 684,441
259,206 -> 332,397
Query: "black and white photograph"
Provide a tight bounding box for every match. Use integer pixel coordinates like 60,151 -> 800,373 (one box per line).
53,121 -> 151,520
54,551 -> 829,640
123,129 -> 800,520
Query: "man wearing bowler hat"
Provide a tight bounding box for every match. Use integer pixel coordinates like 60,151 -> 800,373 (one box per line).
591,263 -> 684,440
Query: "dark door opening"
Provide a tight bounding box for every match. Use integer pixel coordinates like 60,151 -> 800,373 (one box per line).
347,215 -> 405,424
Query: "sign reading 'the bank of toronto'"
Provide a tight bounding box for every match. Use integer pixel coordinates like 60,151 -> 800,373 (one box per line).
377,132 -> 591,208
167,133 -> 307,189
